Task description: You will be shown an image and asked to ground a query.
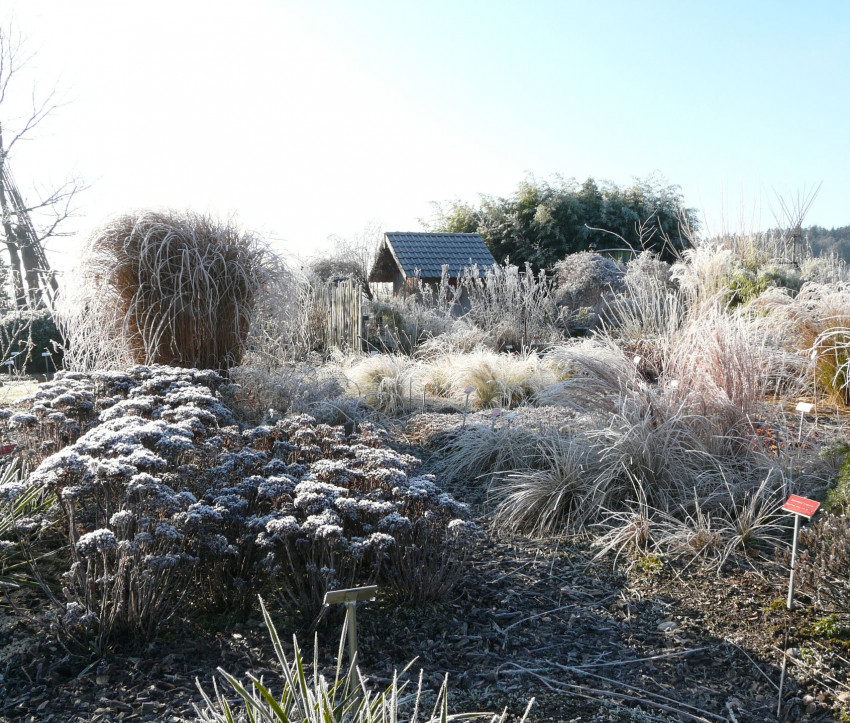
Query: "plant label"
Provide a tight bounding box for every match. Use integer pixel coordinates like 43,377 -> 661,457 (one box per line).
323,585 -> 377,605
795,402 -> 814,414
322,585 -> 377,687
782,495 -> 820,610
782,495 -> 820,519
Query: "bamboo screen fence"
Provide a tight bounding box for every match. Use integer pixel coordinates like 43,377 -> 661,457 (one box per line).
312,278 -> 364,353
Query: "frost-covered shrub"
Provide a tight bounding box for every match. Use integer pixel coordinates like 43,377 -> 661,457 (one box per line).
801,254 -> 846,285
796,512 -> 850,612
244,416 -> 475,615
225,362 -> 351,425
28,365 -> 230,646
0,309 -> 63,373
552,252 -> 625,332
367,262 -> 558,354
724,259 -> 802,307
624,251 -> 674,295
24,368 -> 472,643
459,262 -> 558,350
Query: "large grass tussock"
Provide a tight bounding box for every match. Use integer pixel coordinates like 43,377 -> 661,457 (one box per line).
58,210 -> 287,371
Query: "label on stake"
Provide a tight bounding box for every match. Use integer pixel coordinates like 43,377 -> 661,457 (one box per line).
782,495 -> 820,519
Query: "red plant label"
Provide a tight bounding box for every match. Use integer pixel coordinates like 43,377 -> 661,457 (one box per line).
0,444 -> 16,455
782,495 -> 820,519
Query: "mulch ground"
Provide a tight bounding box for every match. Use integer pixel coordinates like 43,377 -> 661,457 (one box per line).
2,410 -> 850,722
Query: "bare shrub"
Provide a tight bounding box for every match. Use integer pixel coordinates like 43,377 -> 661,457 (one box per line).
368,262 -> 558,355
460,262 -> 557,349
244,271 -> 322,363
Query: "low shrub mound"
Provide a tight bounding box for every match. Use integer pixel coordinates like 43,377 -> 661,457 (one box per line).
8,365 -> 474,652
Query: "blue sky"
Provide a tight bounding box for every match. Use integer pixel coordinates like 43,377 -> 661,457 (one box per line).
4,0 -> 849,270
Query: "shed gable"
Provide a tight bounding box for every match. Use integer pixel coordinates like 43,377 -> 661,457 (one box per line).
368,232 -> 495,283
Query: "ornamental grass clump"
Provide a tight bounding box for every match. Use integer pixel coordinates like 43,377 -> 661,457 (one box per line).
489,330 -> 814,566
449,350 -> 555,409
431,409 -> 568,486
345,354 -> 417,414
58,210 -> 287,371
491,435 -> 601,536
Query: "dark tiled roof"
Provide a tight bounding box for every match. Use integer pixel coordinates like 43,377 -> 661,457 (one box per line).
381,232 -> 495,279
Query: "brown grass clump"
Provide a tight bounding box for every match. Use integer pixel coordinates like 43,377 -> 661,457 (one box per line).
59,210 -> 286,371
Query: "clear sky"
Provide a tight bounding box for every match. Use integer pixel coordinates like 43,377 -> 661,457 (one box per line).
3,0 -> 849,272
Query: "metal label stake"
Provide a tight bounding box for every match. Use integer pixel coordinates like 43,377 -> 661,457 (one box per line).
795,402 -> 813,444
462,386 -> 474,428
781,495 -> 820,610
322,585 -> 377,686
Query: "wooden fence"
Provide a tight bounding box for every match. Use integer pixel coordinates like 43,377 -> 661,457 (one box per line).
312,278 -> 364,353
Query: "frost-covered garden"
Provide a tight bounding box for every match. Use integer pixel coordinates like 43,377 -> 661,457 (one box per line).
2,209 -> 850,721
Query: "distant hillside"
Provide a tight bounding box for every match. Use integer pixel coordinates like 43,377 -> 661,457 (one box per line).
806,225 -> 850,262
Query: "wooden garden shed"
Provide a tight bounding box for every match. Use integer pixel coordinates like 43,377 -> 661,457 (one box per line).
368,232 -> 496,295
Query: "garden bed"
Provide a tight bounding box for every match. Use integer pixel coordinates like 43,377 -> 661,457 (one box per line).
2,526 -> 848,722
2,396 -> 849,723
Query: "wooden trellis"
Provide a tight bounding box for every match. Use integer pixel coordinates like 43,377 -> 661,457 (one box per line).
312,278 -> 364,353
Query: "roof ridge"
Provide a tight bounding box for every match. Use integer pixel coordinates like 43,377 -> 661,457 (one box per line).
385,231 -> 480,236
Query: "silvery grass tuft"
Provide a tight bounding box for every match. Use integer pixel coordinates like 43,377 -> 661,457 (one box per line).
58,210 -> 290,371
345,354 -> 417,415
195,597 -> 533,723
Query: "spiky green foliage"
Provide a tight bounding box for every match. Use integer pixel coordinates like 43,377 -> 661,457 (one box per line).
195,598 -> 533,723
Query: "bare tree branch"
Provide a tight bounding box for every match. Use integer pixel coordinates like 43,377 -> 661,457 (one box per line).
0,23 -> 84,312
